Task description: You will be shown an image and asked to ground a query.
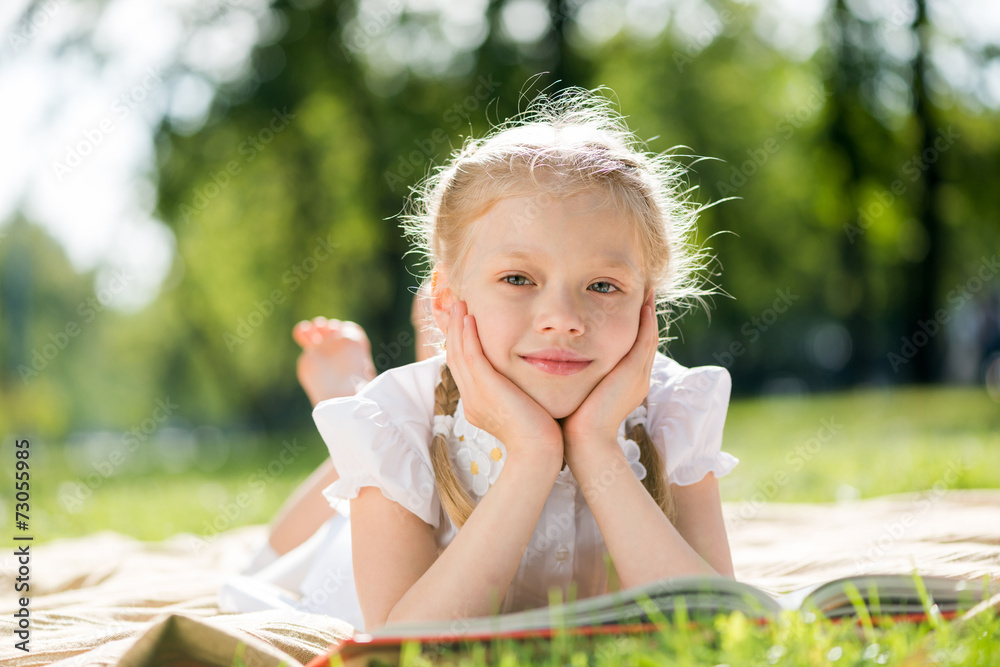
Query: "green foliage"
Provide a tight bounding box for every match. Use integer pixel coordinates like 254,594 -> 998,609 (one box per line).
396,606 -> 1000,666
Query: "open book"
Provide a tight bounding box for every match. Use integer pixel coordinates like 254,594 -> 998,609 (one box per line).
312,574 -> 993,666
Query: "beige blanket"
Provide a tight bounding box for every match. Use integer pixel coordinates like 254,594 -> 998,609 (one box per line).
2,490 -> 998,666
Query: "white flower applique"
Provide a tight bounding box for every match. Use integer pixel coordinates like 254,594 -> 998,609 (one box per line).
487,443 -> 506,484
618,404 -> 648,481
618,435 -> 647,481
434,413 -> 487,494
432,414 -> 456,443
455,447 -> 492,496
450,404 -> 507,497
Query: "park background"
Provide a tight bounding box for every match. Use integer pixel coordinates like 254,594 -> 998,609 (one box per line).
0,0 -> 998,543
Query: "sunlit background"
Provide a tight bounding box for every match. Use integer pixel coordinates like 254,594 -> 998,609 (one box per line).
1,0 -> 998,538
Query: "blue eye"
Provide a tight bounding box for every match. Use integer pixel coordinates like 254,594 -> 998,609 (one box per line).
503,275 -> 532,286
589,281 -> 617,294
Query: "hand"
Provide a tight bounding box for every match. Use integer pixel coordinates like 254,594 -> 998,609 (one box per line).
561,292 -> 658,459
445,300 -> 564,469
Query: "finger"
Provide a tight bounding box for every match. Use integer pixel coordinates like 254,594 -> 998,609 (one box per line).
455,302 -> 492,381
462,312 -> 488,367
448,304 -> 493,411
449,303 -> 505,398
609,303 -> 657,403
445,301 -> 470,388
620,301 -> 657,368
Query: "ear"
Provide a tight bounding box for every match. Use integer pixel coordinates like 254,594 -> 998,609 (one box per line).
430,263 -> 455,334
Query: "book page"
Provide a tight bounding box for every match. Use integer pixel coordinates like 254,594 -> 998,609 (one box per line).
371,576 -> 783,640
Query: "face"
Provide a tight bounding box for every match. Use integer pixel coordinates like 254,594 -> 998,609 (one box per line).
436,190 -> 649,419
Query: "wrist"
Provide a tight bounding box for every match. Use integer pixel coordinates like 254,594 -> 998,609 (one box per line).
562,429 -> 618,465
562,428 -> 616,449
564,434 -> 620,472
504,440 -> 564,478
571,446 -> 634,503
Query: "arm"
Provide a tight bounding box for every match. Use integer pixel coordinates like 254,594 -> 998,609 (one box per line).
351,452 -> 561,630
562,295 -> 733,588
671,473 -> 734,577
571,446 -> 732,588
352,301 -> 565,630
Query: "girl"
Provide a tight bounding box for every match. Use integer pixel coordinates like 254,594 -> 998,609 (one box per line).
221,88 -> 737,632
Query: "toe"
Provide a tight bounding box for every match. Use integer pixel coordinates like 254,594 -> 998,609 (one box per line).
292,320 -> 313,347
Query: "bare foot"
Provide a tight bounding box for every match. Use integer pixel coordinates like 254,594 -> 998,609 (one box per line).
293,318 -> 377,406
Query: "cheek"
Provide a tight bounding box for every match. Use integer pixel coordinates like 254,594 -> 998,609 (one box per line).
468,309 -> 513,363
596,304 -> 642,354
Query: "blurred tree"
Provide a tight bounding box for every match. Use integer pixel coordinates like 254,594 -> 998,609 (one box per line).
825,0 -> 898,385
0,220 -> 157,438
151,0 -> 602,429
908,0 -> 946,382
582,0 -> 999,392
4,0 -> 999,438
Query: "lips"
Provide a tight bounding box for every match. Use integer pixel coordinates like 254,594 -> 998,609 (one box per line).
519,349 -> 592,376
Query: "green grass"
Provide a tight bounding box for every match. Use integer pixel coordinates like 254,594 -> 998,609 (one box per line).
4,386 -> 997,543
2,432 -> 331,542
721,385 -> 1000,503
383,606 -> 1000,666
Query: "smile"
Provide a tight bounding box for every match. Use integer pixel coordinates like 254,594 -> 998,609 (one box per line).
519,351 -> 592,376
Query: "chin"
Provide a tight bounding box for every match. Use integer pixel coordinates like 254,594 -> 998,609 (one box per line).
537,393 -> 586,421
505,370 -> 595,421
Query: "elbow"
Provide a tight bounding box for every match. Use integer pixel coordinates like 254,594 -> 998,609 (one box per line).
364,617 -> 388,633
376,599 -> 418,631
705,551 -> 735,579
360,602 -> 393,633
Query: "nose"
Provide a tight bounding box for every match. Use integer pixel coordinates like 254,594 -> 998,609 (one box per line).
535,286 -> 586,336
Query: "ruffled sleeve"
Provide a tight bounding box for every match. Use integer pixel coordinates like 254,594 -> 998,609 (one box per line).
645,354 -> 738,486
312,356 -> 444,527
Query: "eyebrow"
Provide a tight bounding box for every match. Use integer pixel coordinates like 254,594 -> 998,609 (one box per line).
491,248 -> 641,274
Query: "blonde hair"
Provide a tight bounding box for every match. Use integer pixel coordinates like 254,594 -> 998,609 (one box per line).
403,88 -> 715,528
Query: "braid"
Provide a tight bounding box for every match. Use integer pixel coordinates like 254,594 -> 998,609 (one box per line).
429,364 -> 677,528
430,364 -> 476,527
630,422 -> 678,525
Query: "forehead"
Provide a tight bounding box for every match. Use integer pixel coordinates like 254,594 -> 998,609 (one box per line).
466,191 -> 646,273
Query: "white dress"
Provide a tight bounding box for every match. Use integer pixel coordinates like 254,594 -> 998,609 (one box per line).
219,353 -> 737,632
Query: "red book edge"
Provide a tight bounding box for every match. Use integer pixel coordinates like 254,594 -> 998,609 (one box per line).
305,611 -> 957,667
